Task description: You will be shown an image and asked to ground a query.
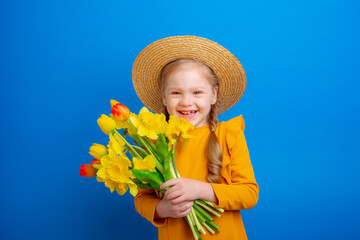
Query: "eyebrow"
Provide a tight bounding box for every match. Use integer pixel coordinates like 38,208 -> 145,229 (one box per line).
167,86 -> 208,91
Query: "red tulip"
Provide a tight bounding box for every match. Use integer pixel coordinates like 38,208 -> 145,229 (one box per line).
111,102 -> 130,121
79,164 -> 97,177
92,159 -> 101,165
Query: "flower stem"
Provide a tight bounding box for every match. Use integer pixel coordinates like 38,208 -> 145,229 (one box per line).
131,145 -> 149,157
114,130 -> 143,160
202,221 -> 215,235
193,204 -> 213,222
200,199 -> 224,213
206,220 -> 220,232
194,200 -> 221,217
126,119 -> 165,174
186,214 -> 198,240
193,208 -> 206,223
191,208 -> 206,235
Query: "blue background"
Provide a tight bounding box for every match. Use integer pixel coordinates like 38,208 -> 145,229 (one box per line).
1,0 -> 359,239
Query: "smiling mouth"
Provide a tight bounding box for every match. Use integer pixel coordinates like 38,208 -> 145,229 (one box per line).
177,110 -> 198,116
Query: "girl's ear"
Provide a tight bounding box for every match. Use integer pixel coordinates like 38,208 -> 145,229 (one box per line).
211,86 -> 218,105
162,94 -> 167,106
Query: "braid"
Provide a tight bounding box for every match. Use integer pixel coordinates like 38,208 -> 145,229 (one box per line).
208,100 -> 219,131
206,101 -> 223,183
162,106 -> 170,121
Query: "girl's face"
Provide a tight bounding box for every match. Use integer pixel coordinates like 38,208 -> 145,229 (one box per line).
162,63 -> 217,128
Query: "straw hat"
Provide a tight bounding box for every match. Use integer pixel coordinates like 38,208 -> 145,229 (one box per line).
132,36 -> 246,114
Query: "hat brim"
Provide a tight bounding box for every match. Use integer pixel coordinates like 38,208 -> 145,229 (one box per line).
132,36 -> 246,114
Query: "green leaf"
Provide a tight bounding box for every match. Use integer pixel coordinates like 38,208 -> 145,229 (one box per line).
156,133 -> 170,164
132,178 -> 153,189
163,154 -> 177,181
132,169 -> 165,190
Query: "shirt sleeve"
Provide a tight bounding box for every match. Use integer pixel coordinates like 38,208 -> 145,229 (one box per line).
210,116 -> 259,210
134,188 -> 168,227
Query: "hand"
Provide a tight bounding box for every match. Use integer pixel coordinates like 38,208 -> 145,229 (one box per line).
155,194 -> 193,218
155,178 -> 202,219
155,178 -> 217,219
160,178 -> 206,203
161,178 -> 217,203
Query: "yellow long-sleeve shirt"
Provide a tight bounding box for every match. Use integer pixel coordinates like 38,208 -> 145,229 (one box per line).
134,116 -> 259,239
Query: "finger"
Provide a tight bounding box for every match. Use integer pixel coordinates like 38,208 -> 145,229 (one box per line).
163,183 -> 184,199
165,188 -> 183,200
167,188 -> 191,202
169,193 -> 194,204
168,201 -> 193,218
177,206 -> 193,218
160,178 -> 180,190
178,201 -> 194,210
169,195 -> 185,204
168,189 -> 194,203
163,184 -> 177,197
171,194 -> 194,206
178,203 -> 192,213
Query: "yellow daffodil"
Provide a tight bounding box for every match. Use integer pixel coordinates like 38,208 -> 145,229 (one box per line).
97,114 -> 116,135
110,113 -> 138,136
128,182 -> 138,196
110,181 -> 137,196
95,146 -> 134,195
129,107 -> 168,140
165,116 -> 195,148
110,114 -> 129,129
168,115 -> 194,138
133,155 -> 157,172
115,182 -> 129,195
108,133 -> 126,155
89,143 -> 108,159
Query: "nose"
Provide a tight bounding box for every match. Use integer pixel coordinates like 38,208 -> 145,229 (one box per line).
180,94 -> 193,106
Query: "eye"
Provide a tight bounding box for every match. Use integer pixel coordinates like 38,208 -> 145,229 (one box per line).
194,90 -> 203,94
171,91 -> 181,95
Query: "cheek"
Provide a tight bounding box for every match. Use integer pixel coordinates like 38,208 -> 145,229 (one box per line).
165,99 -> 178,114
202,96 -> 214,109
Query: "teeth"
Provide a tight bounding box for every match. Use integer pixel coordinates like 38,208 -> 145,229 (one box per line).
180,110 -> 196,115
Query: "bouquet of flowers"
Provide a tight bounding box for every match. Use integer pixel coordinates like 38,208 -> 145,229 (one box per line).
79,100 -> 224,240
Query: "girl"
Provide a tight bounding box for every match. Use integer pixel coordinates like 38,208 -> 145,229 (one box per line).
132,36 -> 259,240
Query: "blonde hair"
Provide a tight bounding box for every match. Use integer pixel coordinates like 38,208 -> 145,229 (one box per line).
159,59 -> 223,183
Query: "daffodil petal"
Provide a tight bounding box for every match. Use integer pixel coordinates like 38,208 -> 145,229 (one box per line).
133,155 -> 156,172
